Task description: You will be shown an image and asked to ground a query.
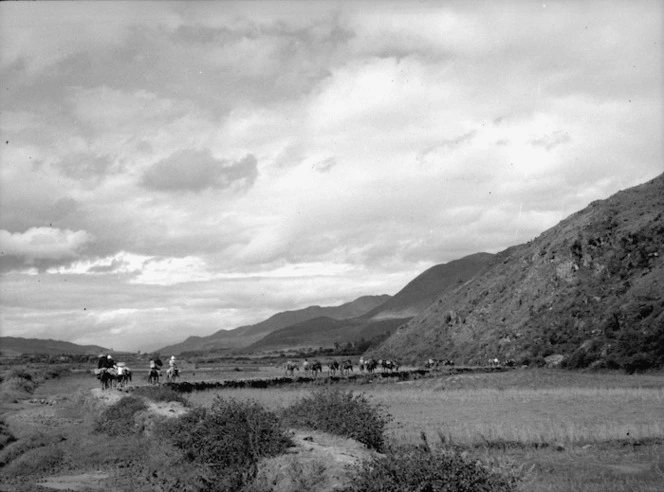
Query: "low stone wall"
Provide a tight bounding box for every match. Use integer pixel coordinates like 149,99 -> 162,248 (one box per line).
159,367 -> 507,393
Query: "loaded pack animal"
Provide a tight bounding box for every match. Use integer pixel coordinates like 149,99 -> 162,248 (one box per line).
96,368 -> 118,390
310,360 -> 323,377
341,359 -> 353,376
364,358 -> 378,374
116,364 -> 132,388
327,359 -> 340,376
284,361 -> 299,377
380,359 -> 399,373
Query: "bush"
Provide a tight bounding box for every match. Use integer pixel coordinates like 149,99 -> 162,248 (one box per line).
0,418 -> 16,451
340,446 -> 518,492
131,385 -> 189,406
39,365 -> 71,380
94,396 -> 148,436
155,396 -> 292,492
281,388 -> 391,452
3,369 -> 37,394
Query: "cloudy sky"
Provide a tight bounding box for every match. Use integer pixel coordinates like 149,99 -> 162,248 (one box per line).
1,1 -> 662,353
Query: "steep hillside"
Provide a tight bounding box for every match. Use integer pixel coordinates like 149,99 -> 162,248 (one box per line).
157,295 -> 391,355
0,337 -> 109,356
373,174 -> 664,372
363,252 -> 494,320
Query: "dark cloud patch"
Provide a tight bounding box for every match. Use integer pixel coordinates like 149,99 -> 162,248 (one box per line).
312,156 -> 337,173
422,130 -> 477,155
530,131 -> 571,151
53,152 -> 119,182
141,150 -> 258,193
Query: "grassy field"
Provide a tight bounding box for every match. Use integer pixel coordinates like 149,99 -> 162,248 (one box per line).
1,364 -> 663,491
187,368 -> 664,492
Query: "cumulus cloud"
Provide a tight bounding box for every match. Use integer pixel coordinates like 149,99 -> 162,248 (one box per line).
0,2 -> 661,351
141,150 -> 258,193
0,227 -> 92,262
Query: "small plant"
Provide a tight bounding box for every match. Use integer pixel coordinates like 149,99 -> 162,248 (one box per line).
340,446 -> 519,492
94,395 -> 148,436
281,388 -> 391,452
155,396 -> 292,492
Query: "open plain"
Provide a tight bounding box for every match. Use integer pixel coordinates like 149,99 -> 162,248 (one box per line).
1,362 -> 663,491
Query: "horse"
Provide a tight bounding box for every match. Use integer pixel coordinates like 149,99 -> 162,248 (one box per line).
310,360 -> 323,377
148,368 -> 160,385
284,361 -> 299,377
341,359 -> 353,376
327,359 -> 340,376
116,367 -> 132,388
97,368 -> 117,390
364,358 -> 378,374
167,367 -> 180,382
380,359 -> 399,373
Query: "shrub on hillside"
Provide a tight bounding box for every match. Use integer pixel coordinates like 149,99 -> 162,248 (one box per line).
281,388 -> 391,452
0,418 -> 16,451
155,396 -> 292,492
94,396 -> 148,436
340,446 -> 518,492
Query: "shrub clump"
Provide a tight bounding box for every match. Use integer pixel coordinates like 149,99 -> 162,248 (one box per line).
155,396 -> 292,492
3,369 -> 38,395
94,396 -> 148,436
341,447 -> 518,492
0,419 -> 16,451
281,388 -> 391,452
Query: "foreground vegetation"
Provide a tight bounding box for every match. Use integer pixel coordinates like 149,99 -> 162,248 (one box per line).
1,366 -> 663,491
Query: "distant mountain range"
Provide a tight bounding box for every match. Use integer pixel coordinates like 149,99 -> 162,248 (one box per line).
372,173 -> 664,371
0,337 -> 109,356
156,295 -> 392,355
158,252 -> 494,355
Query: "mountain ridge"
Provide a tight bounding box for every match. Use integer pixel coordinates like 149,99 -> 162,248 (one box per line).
0,337 -> 109,356
372,173 -> 664,371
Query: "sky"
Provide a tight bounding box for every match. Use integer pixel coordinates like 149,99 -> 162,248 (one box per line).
0,1 -> 662,353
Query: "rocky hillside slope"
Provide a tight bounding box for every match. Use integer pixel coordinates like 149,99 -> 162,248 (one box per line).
373,173 -> 664,372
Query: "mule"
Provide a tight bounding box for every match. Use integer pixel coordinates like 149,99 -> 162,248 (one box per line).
148,368 -> 160,385
167,367 -> 180,382
284,361 -> 299,377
